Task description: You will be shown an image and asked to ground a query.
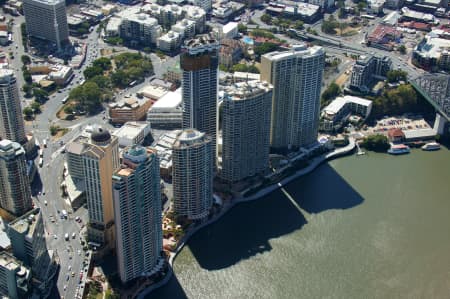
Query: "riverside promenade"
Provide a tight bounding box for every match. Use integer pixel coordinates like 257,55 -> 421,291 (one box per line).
136,138 -> 356,298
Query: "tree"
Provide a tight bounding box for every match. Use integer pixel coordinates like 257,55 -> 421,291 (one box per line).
254,42 -> 278,56
21,55 -> 31,65
69,82 -> 102,114
321,82 -> 341,103
386,70 -> 407,83
30,101 -> 41,113
111,70 -> 129,88
90,75 -> 111,89
361,134 -> 389,152
398,45 -> 406,54
92,57 -> 112,71
261,14 -> 272,24
23,70 -> 32,84
50,125 -> 59,136
33,88 -> 49,103
238,23 -> 247,34
23,106 -> 33,118
22,84 -> 33,98
294,20 -> 304,30
322,16 -> 339,34
83,66 -> 104,80
64,106 -> 74,114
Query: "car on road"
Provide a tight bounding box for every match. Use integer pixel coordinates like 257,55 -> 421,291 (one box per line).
44,200 -> 47,206
72,232 -> 76,239
75,216 -> 81,222
65,233 -> 69,241
53,234 -> 58,239
66,275 -> 70,281
71,271 -> 75,277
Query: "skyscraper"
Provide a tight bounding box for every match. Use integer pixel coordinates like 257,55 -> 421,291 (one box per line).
8,208 -> 58,298
172,129 -> 213,220
220,80 -> 273,183
0,140 -> 32,217
261,45 -> 325,150
67,126 -> 120,249
0,70 -> 26,145
22,0 -> 69,51
112,145 -> 163,284
180,34 -> 219,158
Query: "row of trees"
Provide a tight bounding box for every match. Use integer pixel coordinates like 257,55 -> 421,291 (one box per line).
260,14 -> 304,30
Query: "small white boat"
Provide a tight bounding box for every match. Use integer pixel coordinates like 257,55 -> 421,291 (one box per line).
388,144 -> 410,155
421,142 -> 441,151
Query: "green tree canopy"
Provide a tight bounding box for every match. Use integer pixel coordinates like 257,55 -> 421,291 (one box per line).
69,81 -> 102,114
254,42 -> 278,56
21,55 -> 31,65
386,69 -> 407,83
361,134 -> 389,152
83,66 -> 104,80
23,106 -> 33,118
92,57 -> 112,71
30,101 -> 41,113
32,88 -> 49,103
321,82 -> 341,104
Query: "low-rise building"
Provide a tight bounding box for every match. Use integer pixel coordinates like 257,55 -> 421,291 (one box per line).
137,84 -> 169,100
220,21 -> 238,39
413,30 -> 450,71
350,54 -> 392,93
105,17 -> 122,37
109,97 -> 153,124
171,19 -> 196,39
219,39 -> 243,68
112,121 -> 151,148
118,8 -> 162,46
8,208 -> 58,298
147,88 -> 183,128
152,130 -> 179,178
400,7 -> 438,24
157,30 -> 181,52
320,96 -> 372,132
0,251 -> 31,299
367,24 -> 402,50
47,65 -> 73,86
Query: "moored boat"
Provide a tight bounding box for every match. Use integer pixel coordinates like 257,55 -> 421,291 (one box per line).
421,142 -> 441,151
388,144 -> 410,155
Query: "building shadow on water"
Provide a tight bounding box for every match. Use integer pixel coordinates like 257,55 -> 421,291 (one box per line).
147,272 -> 188,299
283,162 -> 364,213
186,162 -> 363,271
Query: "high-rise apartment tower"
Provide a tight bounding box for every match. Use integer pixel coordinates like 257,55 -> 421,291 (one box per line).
23,0 -> 69,50
0,140 -> 32,217
180,34 -> 219,158
220,80 -> 273,183
112,145 -> 163,284
0,70 -> 26,145
172,129 -> 213,220
261,45 -> 325,150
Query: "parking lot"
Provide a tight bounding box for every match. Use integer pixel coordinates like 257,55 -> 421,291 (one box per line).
367,116 -> 431,134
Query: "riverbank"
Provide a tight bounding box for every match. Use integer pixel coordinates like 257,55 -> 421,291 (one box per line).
136,140 -> 356,298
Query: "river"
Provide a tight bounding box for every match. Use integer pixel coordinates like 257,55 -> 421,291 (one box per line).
150,148 -> 450,299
